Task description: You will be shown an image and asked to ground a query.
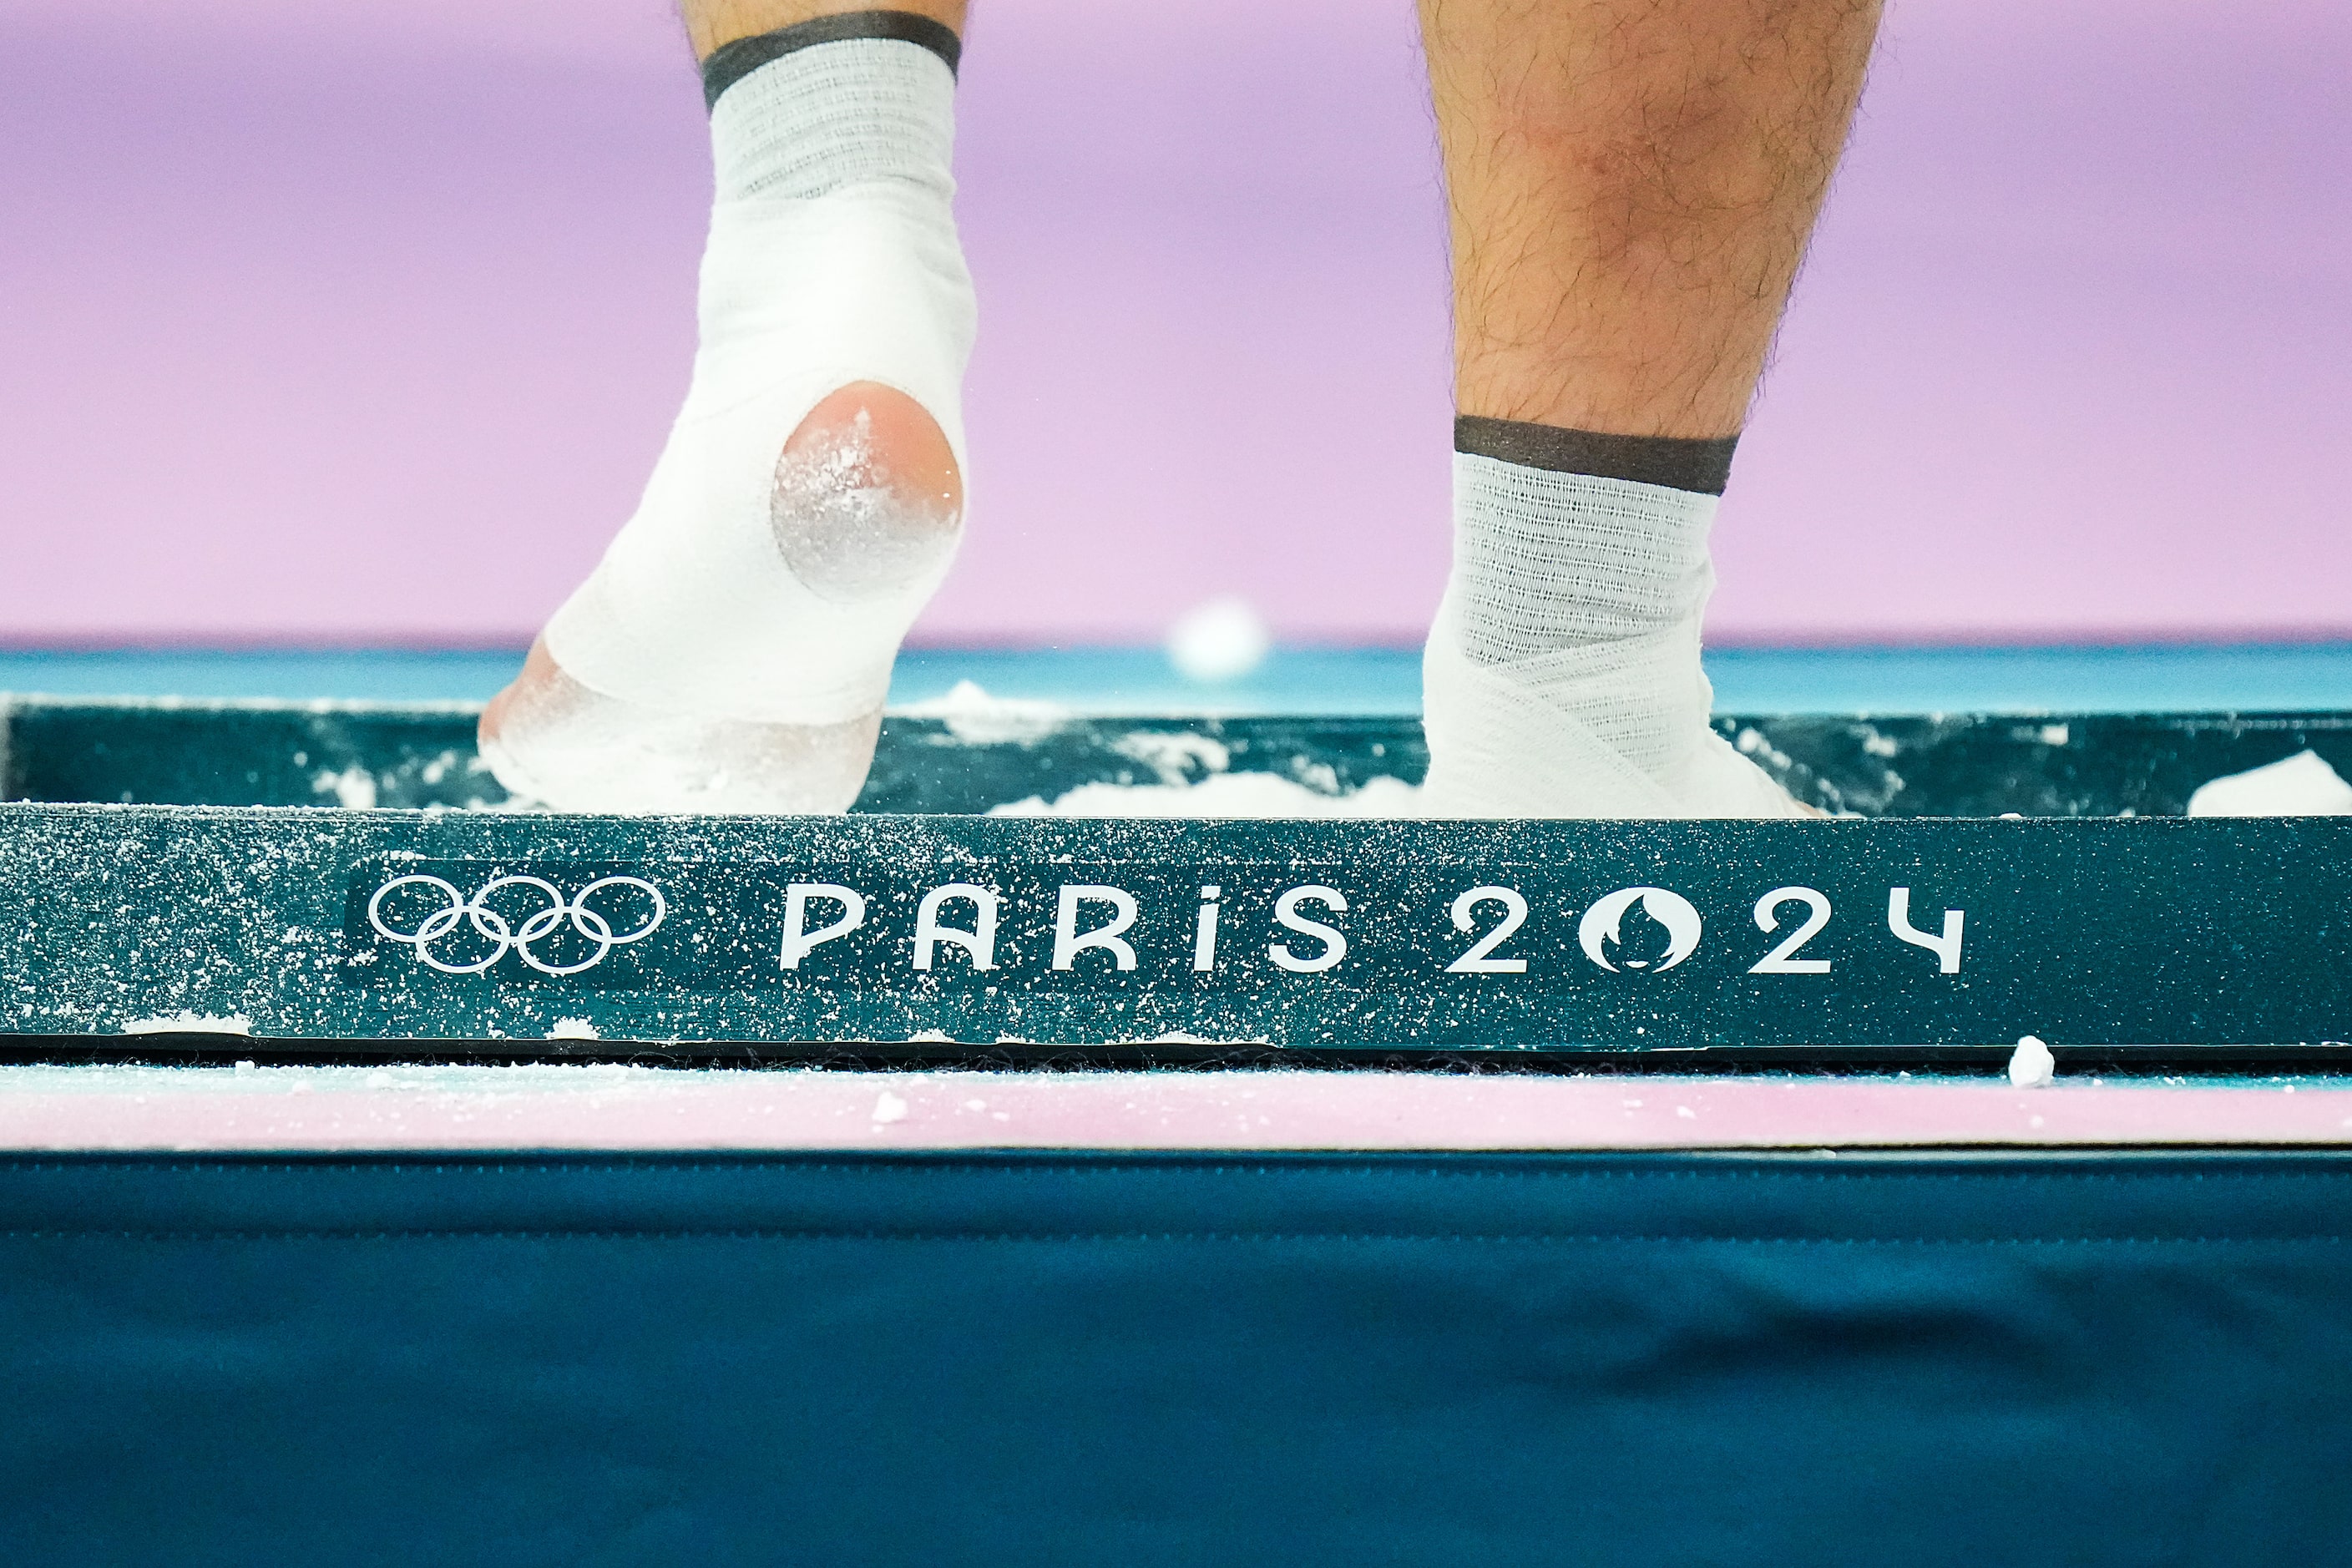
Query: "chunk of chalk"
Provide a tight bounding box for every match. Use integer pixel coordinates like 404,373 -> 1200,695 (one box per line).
2008,1035 -> 2056,1089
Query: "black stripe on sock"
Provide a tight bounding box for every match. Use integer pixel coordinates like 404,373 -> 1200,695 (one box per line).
702,11 -> 962,111
1454,415 -> 1739,496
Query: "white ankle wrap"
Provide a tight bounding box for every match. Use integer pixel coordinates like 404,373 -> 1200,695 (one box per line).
1421,453 -> 1804,818
544,38 -> 974,726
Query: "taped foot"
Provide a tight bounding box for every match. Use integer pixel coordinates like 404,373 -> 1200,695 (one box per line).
483,382 -> 961,812
482,21 -> 973,813
481,641 -> 884,814
1419,417 -> 1811,819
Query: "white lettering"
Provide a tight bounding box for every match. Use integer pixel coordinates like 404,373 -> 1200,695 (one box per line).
1749,886 -> 1833,974
780,883 -> 867,969
1269,885 -> 1349,974
1887,887 -> 1965,973
1193,887 -> 1222,973
1446,886 -> 1529,974
913,883 -> 1000,972
1053,884 -> 1140,972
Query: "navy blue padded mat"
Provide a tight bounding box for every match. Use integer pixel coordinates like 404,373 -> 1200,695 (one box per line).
2,1150 -> 2347,1565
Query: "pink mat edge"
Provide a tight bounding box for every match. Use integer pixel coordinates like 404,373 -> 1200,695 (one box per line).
3,1070 -> 2348,1152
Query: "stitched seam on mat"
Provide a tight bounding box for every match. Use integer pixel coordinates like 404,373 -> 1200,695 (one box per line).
1,1231 -> 2341,1246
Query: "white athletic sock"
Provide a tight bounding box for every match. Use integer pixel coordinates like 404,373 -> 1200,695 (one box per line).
540,26 -> 974,729
1420,422 -> 1806,818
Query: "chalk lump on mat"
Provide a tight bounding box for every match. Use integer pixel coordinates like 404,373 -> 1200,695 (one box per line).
2008,1035 -> 2056,1090
121,1012 -> 254,1036
2187,750 -> 2352,817
993,771 -> 1420,819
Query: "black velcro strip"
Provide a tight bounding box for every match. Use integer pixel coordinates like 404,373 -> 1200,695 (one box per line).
703,11 -> 962,111
1454,415 -> 1739,496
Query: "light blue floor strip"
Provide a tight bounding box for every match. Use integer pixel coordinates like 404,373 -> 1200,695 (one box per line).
1702,643 -> 2352,716
5,643 -> 2352,714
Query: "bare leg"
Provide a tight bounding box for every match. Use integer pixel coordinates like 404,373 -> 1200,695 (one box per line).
482,0 -> 975,812
1421,0 -> 1881,438
1415,0 -> 1879,817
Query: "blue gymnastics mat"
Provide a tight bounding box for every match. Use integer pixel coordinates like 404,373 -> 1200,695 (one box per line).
1,1149 -> 2344,1566
8,648 -> 2351,1565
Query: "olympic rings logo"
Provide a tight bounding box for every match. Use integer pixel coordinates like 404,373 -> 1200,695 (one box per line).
366,874 -> 667,976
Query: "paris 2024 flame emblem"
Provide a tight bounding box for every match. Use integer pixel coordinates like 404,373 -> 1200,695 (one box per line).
1577,886 -> 1704,973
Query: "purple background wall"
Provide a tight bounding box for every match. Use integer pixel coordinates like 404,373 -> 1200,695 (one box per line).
1,0 -> 2345,649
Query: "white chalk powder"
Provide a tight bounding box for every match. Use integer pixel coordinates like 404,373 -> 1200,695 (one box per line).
1112,730 -> 1232,784
2009,1035 -> 2056,1089
896,680 -> 1069,744
311,766 -> 378,810
122,1012 -> 252,1036
2187,751 -> 2352,816
991,771 -> 1423,819
896,680 -> 1409,816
